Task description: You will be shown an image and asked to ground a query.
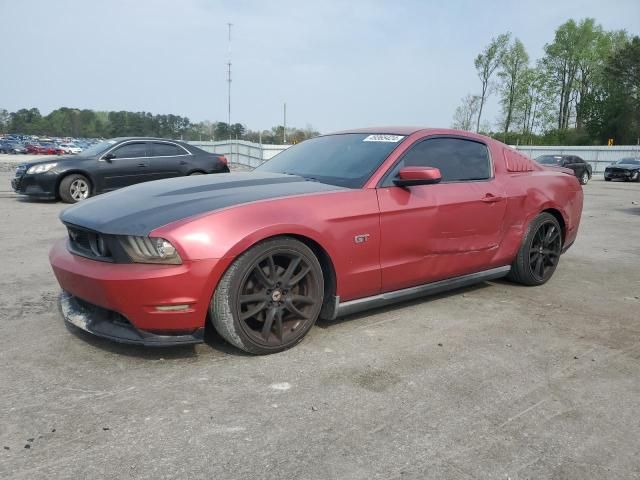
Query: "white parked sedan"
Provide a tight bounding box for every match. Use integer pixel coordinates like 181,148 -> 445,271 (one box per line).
59,143 -> 83,154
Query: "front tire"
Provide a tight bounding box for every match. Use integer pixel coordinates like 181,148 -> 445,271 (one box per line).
210,237 -> 324,354
59,174 -> 91,203
507,212 -> 562,286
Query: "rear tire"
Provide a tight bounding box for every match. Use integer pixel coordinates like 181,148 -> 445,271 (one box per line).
580,171 -> 589,185
507,212 -> 562,286
189,171 -> 204,176
59,174 -> 91,203
604,177 -> 611,181
210,237 -> 324,355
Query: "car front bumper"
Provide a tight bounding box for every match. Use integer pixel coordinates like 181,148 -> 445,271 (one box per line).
11,171 -> 57,199
49,239 -> 221,345
604,170 -> 634,180
60,291 -> 205,346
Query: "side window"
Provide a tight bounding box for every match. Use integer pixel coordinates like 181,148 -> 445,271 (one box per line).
152,142 -> 186,157
111,142 -> 147,159
386,137 -> 491,184
574,157 -> 584,164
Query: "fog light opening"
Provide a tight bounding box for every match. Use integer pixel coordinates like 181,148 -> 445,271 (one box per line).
154,304 -> 191,312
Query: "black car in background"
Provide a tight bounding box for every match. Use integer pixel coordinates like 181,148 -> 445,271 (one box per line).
11,137 -> 229,203
604,158 -> 640,182
535,154 -> 592,185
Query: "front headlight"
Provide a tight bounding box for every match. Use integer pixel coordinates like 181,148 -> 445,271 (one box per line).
27,163 -> 57,174
119,236 -> 182,264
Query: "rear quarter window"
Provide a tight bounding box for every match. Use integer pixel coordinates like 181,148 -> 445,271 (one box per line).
504,149 -> 535,172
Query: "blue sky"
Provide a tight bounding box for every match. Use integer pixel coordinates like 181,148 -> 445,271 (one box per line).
1,0 -> 638,132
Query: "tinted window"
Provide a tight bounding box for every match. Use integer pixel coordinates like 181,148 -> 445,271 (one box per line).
111,142 -> 147,158
82,139 -> 117,157
536,155 -> 563,165
573,156 -> 584,164
618,158 -> 640,165
152,142 -> 186,156
386,138 -> 491,184
256,133 -> 404,188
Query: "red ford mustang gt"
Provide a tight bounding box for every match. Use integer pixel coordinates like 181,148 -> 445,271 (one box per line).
49,128 -> 583,354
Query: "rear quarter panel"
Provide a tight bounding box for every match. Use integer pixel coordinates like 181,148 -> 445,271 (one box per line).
496,146 -> 583,262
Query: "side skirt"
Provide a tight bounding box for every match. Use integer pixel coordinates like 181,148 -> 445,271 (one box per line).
333,266 -> 511,319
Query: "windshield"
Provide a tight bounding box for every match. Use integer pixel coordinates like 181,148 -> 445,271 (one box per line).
81,139 -> 117,157
616,158 -> 640,165
255,133 -> 405,188
536,155 -> 563,165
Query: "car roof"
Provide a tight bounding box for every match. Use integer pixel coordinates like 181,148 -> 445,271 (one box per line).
111,137 -> 187,144
325,127 -> 494,141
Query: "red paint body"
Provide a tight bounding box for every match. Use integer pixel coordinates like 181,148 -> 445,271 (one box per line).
50,128 -> 583,334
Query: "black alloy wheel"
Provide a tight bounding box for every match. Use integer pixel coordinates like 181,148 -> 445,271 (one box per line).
237,251 -> 320,345
508,212 -> 562,286
528,220 -> 562,283
211,238 -> 324,354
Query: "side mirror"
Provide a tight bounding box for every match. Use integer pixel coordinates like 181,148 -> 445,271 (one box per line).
102,152 -> 115,162
393,167 -> 442,187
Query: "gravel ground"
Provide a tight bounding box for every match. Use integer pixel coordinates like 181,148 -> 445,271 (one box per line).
0,170 -> 639,479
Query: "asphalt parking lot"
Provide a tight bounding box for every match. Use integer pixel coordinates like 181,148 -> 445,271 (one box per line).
1,160 -> 639,479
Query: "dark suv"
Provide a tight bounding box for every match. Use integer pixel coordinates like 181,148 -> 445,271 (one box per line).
11,137 -> 229,203
535,155 -> 592,185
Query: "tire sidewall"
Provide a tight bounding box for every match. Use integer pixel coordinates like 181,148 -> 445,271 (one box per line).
581,172 -> 589,185
59,174 -> 91,203
522,213 -> 561,285
214,238 -> 324,354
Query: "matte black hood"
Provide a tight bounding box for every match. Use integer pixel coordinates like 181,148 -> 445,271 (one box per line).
60,172 -> 345,236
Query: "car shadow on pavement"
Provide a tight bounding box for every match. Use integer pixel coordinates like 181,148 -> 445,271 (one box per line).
65,317 -> 253,358
617,207 -> 640,216
16,196 -> 58,204
316,282 -> 491,329
65,323 -> 200,359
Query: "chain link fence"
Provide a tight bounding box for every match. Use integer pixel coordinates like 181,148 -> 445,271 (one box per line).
190,140 -> 640,174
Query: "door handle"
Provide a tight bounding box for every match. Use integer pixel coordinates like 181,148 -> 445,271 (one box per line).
138,163 -> 147,167
481,194 -> 503,203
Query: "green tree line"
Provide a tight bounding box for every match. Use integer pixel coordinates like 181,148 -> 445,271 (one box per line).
453,18 -> 639,145
0,107 -> 319,145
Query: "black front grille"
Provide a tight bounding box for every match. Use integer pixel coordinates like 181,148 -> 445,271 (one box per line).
608,168 -> 629,174
67,226 -> 113,261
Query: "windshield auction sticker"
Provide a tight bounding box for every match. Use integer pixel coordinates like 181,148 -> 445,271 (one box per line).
363,134 -> 405,142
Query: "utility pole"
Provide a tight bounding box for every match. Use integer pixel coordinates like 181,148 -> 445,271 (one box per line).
227,22 -> 232,137
226,22 -> 232,161
283,102 -> 287,144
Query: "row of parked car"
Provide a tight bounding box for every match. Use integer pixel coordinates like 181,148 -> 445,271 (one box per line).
534,154 -> 640,184
0,135 -> 100,156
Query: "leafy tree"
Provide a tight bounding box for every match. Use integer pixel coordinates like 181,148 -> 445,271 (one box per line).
585,36 -> 640,144
0,109 -> 9,133
497,38 -> 529,136
474,33 -> 510,132
451,94 -> 481,131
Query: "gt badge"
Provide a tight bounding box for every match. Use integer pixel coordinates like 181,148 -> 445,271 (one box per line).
354,234 -> 370,244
